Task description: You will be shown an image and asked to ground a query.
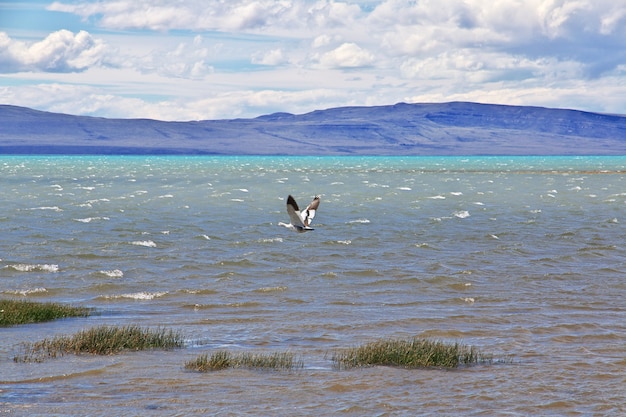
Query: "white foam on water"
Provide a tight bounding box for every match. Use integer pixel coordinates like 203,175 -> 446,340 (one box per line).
256,286 -> 288,293
397,187 -> 412,191
74,217 -> 110,223
130,240 -> 157,248
348,218 -> 370,224
454,210 -> 470,219
28,206 -> 63,212
259,237 -> 283,243
428,195 -> 446,199
3,287 -> 48,296
105,291 -> 168,300
6,264 -> 59,272
99,269 -> 124,278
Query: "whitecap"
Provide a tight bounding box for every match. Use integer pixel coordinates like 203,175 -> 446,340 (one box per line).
99,269 -> 124,278
397,187 -> 412,191
74,216 -> 109,223
4,287 -> 48,296
428,195 -> 446,199
7,264 -> 59,272
348,218 -> 370,224
454,210 -> 470,219
462,297 -> 475,303
106,291 -> 167,300
259,237 -> 283,243
158,194 -> 174,198
450,192 -> 463,196
29,206 -> 63,212
336,240 -> 351,245
256,286 -> 288,293
130,240 -> 157,248
237,188 -> 249,192
230,198 -> 245,202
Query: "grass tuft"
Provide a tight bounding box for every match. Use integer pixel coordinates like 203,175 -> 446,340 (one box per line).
185,350 -> 303,372
0,299 -> 91,327
14,325 -> 184,362
331,337 -> 491,370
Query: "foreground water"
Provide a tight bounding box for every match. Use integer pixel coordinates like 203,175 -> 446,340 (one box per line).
1,155 -> 625,416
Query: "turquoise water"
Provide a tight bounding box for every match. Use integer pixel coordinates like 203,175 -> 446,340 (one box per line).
1,155 -> 626,416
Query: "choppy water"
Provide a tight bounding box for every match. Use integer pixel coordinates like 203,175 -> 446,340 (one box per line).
1,155 -> 626,416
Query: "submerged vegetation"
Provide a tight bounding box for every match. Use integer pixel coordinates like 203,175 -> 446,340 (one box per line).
0,299 -> 91,326
6,307 -> 495,371
331,337 -> 490,370
15,325 -> 184,362
185,350 -> 303,372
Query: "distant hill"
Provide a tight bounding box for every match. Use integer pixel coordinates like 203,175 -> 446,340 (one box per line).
1,102 -> 626,155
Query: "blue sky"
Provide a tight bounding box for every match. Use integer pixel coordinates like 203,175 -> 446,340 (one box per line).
1,0 -> 626,121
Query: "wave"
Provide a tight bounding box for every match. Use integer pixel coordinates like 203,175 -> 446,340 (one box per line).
348,218 -> 370,224
130,240 -> 157,248
3,287 -> 48,296
5,264 -> 59,272
27,206 -> 63,212
74,217 -> 110,223
255,286 -> 288,293
258,237 -> 283,243
99,269 -> 124,278
101,291 -> 168,300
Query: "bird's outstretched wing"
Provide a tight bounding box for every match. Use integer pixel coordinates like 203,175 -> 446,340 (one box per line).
286,195 -> 308,229
302,195 -> 320,227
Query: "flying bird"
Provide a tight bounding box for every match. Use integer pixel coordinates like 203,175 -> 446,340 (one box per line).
278,195 -> 320,232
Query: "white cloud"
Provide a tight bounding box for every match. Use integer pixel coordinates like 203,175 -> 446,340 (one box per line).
2,0 -> 626,120
317,42 -> 374,68
0,30 -> 109,73
251,48 -> 287,66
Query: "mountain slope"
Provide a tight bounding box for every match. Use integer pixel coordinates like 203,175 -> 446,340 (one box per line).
1,102 -> 625,155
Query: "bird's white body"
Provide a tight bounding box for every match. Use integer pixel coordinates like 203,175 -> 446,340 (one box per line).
279,195 -> 320,233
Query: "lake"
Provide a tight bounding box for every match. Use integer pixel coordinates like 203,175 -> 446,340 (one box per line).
1,155 -> 625,415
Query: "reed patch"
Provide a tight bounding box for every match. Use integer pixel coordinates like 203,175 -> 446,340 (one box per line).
185,350 -> 303,372
14,325 -> 184,362
331,337 -> 490,369
0,299 -> 91,326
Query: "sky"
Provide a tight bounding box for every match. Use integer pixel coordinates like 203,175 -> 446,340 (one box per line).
1,0 -> 626,121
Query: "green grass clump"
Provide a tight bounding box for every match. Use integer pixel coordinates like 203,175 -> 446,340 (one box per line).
0,299 -> 91,326
331,337 -> 490,370
185,350 -> 303,372
15,325 -> 184,362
